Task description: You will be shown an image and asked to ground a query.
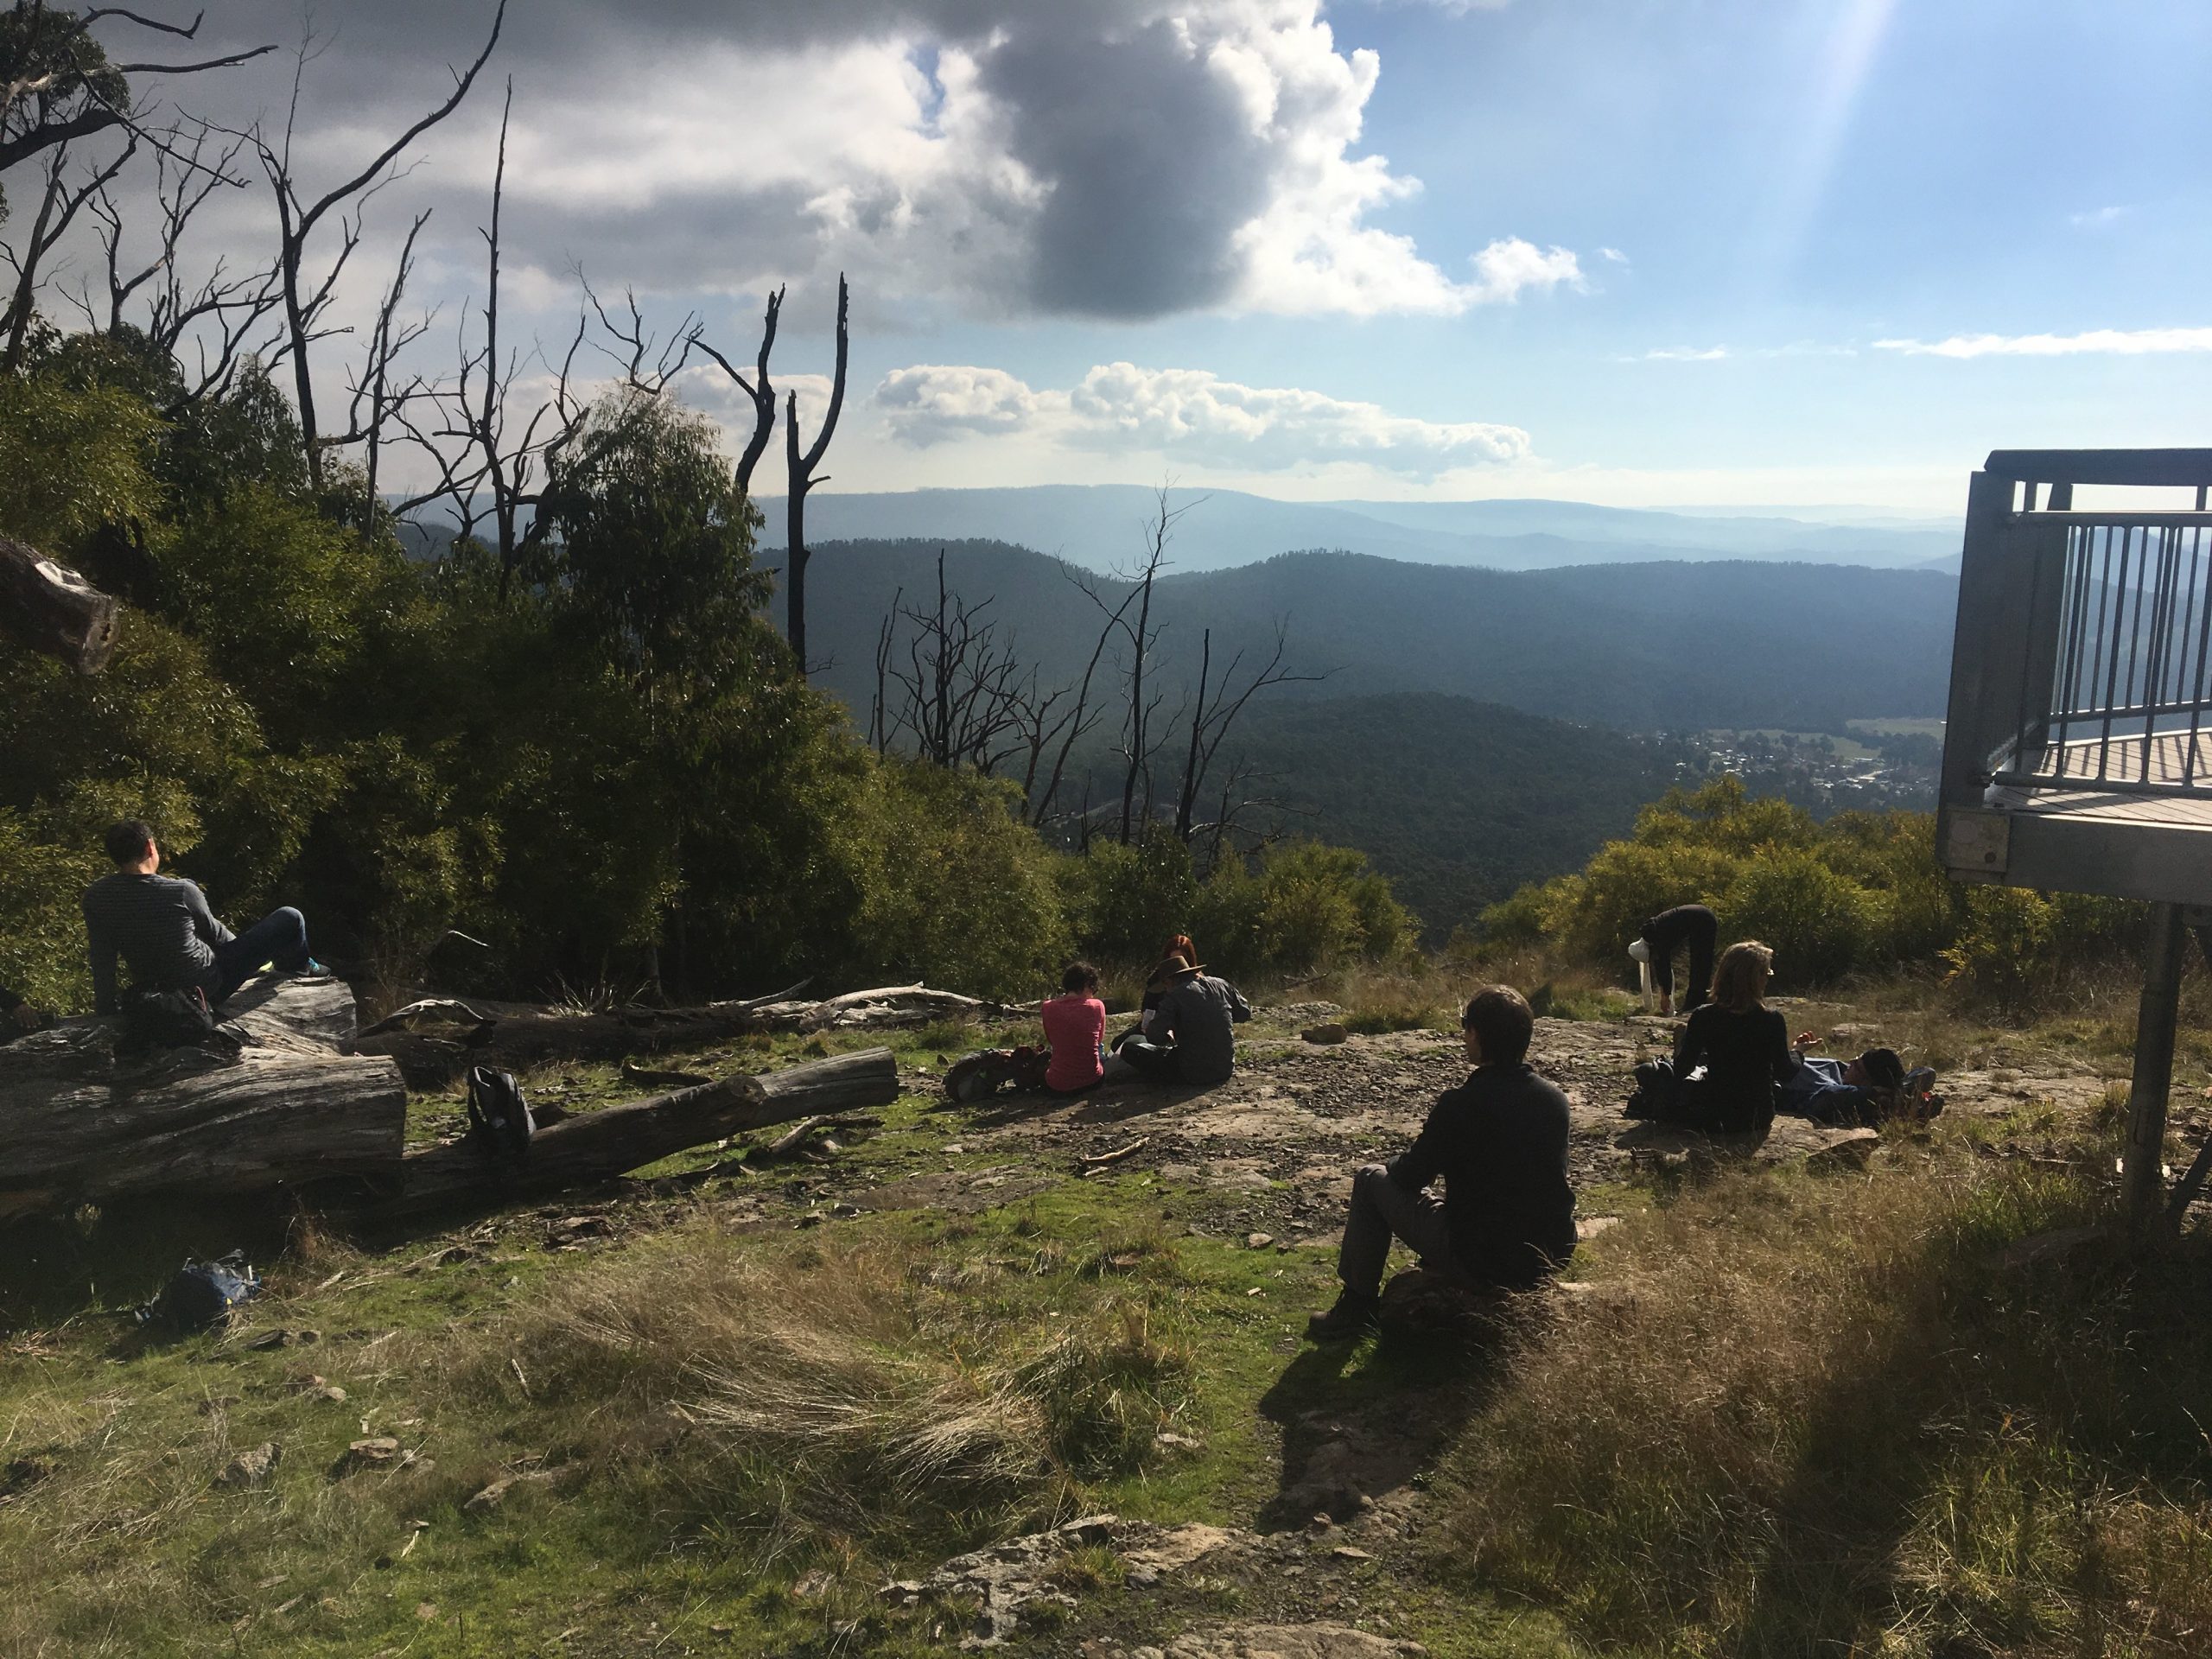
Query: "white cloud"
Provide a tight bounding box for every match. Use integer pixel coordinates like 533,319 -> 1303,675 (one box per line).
874,360 -> 1529,474
1465,238 -> 1585,304
2068,205 -> 2132,230
1875,327 -> 2212,359
1598,246 -> 1630,264
1637,346 -> 1730,361
142,0 -> 1591,323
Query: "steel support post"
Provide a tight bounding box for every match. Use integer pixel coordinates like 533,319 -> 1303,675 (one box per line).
2124,900 -> 2187,1224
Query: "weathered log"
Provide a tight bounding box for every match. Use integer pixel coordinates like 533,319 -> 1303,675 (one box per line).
362,1046 -> 900,1221
0,533 -> 120,674
354,980 -> 1006,1087
355,982 -> 814,1088
0,977 -> 406,1222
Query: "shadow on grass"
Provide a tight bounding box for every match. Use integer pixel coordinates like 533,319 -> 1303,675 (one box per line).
1713,1217 -> 2212,1656
0,1191 -> 306,1334
1255,1315 -> 1505,1532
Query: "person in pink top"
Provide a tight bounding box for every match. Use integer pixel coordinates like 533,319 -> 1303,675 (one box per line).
1040,961 -> 1108,1094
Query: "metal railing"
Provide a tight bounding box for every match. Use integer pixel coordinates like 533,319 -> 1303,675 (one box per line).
1986,492 -> 2212,798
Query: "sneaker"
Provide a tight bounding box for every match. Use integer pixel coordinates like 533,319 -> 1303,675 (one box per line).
1303,1289 -> 1379,1344
296,959 -> 334,980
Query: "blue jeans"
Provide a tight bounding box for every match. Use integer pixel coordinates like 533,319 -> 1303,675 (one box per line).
213,907 -> 310,1001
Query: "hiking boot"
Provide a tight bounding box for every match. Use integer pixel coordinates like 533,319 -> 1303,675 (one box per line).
1303,1289 -> 1379,1344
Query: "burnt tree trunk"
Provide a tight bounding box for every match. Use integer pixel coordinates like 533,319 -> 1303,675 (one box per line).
0,978 -> 405,1221
0,534 -> 120,673
361,1046 -> 899,1222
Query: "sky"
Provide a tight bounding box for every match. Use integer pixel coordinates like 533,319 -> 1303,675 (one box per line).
75,0 -> 2212,515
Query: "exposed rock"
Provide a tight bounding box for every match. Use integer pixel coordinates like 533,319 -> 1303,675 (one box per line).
332,1437 -> 402,1476
1164,1624 -> 1413,1659
1574,1215 -> 1622,1241
1246,1232 -> 1274,1249
1302,1024 -> 1351,1046
1803,1127 -> 1882,1168
221,1442 -> 282,1488
888,1514 -> 1258,1646
1120,1522 -> 1249,1586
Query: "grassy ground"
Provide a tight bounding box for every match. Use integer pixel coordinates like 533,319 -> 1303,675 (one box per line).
3,991 -> 2211,1656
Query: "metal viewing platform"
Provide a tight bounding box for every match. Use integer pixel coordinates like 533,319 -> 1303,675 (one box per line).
1937,448 -> 2212,1224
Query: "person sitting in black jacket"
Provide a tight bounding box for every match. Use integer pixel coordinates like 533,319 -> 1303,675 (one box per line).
1628,939 -> 1793,1135
1305,985 -> 1577,1341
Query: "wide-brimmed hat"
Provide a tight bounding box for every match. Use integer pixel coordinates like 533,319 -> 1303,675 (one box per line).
1147,956 -> 1204,987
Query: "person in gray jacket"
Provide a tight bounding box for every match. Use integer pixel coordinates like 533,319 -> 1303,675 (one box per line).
81,820 -> 325,1014
1108,957 -> 1253,1085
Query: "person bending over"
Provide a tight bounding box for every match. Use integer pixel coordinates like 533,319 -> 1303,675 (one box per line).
1630,903 -> 1718,1015
1630,939 -> 1792,1135
82,820 -> 326,1015
1109,956 -> 1251,1086
1040,961 -> 1108,1095
1306,986 -> 1576,1342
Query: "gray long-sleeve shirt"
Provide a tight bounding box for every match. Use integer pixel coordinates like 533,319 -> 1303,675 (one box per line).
1153,974 -> 1253,1085
82,872 -> 232,1014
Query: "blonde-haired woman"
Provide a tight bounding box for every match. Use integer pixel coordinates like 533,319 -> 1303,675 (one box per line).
1630,939 -> 1794,1135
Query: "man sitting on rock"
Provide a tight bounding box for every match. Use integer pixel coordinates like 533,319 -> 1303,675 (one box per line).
1306,985 -> 1576,1341
82,820 -> 327,1015
1106,956 -> 1252,1086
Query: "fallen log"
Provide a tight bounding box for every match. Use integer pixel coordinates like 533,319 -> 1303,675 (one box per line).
0,977 -> 405,1222
354,980 -> 817,1088
0,533 -> 120,674
355,980 -> 1007,1087
360,1046 -> 900,1222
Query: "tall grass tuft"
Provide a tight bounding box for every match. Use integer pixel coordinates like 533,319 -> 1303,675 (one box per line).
1435,1156 -> 2212,1654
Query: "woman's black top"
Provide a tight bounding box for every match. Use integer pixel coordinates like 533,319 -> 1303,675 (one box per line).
1673,1003 -> 1793,1129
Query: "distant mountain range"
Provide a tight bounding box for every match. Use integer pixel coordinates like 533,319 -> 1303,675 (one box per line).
772,538 -> 1956,735
756,485 -> 1961,574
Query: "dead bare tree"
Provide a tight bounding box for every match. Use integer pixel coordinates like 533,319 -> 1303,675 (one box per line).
245,0 -> 504,489
781,272 -> 847,674
1170,620 -> 1332,843
1107,486 -> 1198,844
0,133 -> 133,369
1,5 -> 274,181
391,79 -> 586,604
881,550 -> 1033,773
689,284 -> 783,497
1029,561 -> 1139,830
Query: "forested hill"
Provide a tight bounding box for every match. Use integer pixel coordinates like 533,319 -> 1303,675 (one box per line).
1228,692 -> 1686,938
771,538 -> 1955,734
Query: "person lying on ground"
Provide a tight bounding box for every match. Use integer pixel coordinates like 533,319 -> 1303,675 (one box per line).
1625,939 -> 1792,1135
1106,956 -> 1252,1086
1629,903 -> 1718,1016
1306,985 -> 1576,1342
1112,934 -> 1196,1052
82,820 -> 327,1015
1040,960 -> 1108,1095
1780,1037 -> 1937,1125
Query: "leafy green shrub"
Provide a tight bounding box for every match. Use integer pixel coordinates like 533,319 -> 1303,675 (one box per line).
1724,843 -> 1878,983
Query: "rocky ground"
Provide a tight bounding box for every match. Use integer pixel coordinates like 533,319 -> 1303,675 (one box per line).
605,999 -> 2120,1656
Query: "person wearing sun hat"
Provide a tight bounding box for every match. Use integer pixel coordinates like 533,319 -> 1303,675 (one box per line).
1108,953 -> 1252,1086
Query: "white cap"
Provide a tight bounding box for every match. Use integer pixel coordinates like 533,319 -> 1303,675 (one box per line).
1627,938 -> 1650,963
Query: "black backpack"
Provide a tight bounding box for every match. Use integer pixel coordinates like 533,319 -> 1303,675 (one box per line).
119,986 -> 240,1058
466,1065 -> 535,1162
136,1251 -> 260,1337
